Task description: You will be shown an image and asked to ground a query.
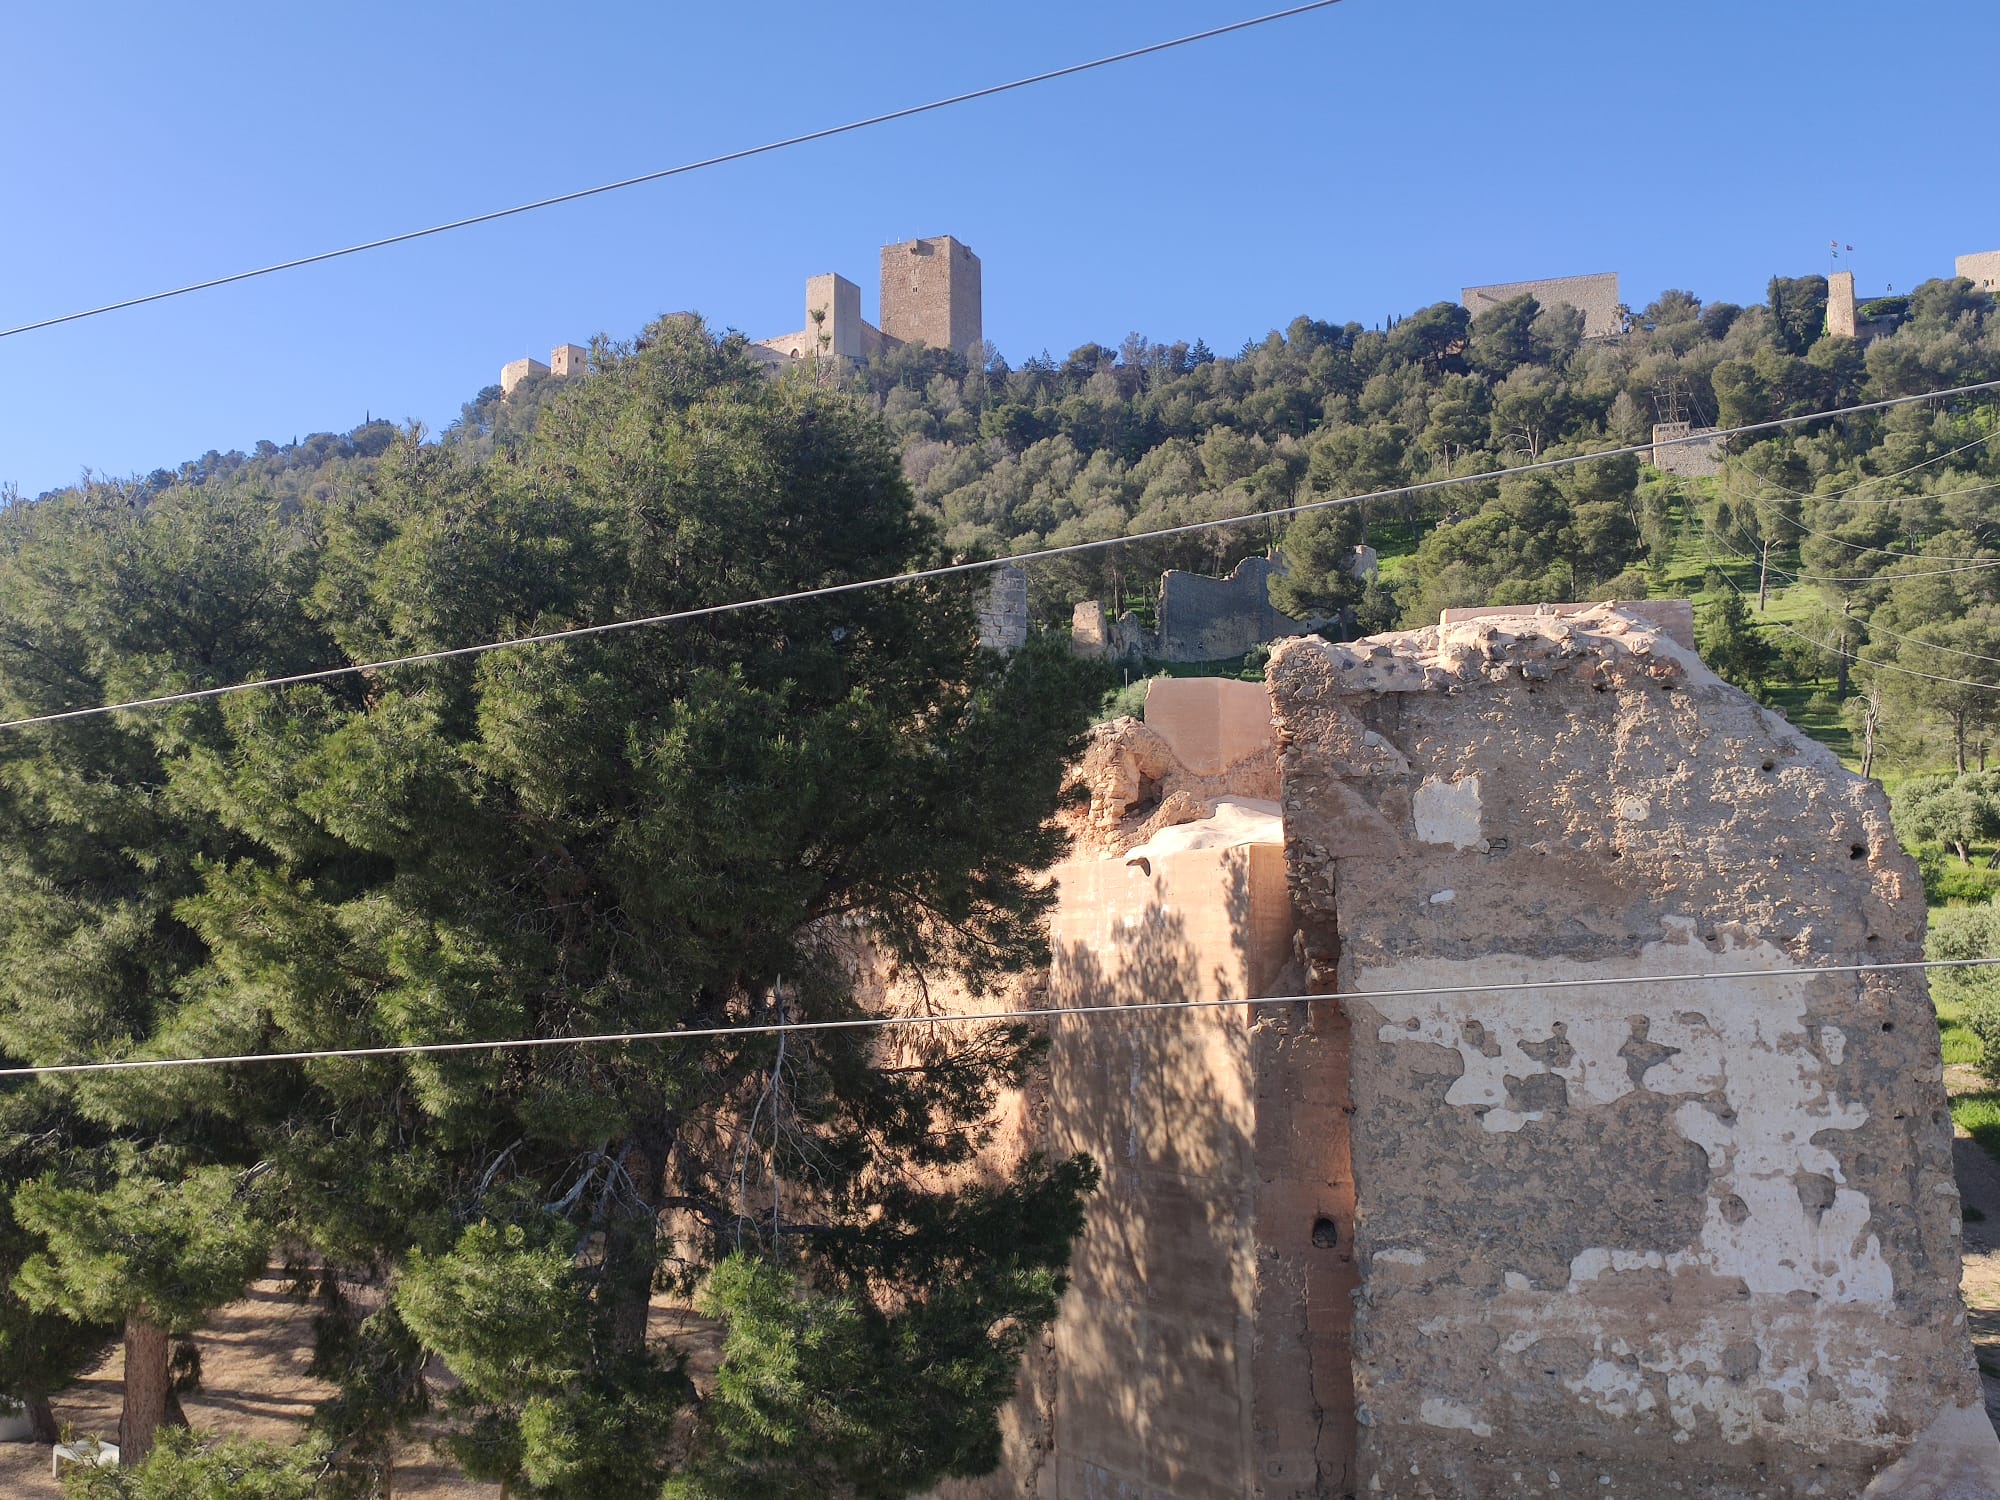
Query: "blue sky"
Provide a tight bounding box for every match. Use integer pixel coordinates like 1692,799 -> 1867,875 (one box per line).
3,0 -> 1994,497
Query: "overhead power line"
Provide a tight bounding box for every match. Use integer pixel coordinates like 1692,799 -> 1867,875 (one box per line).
1703,527 -> 2000,676
0,956 -> 1985,1081
3,377 -> 1998,734
1752,432 -> 1996,507
1770,503 -> 2000,563
1717,565 -> 2000,693
1706,525 -> 2000,586
0,1 -> 1349,342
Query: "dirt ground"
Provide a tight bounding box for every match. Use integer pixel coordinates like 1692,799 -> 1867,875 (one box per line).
0,1288 -> 725,1496
0,1278 -> 489,1498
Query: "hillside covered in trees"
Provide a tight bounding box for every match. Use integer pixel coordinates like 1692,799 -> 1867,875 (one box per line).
52,269 -> 2000,776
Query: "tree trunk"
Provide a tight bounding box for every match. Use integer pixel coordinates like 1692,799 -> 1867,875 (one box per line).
25,1396 -> 58,1445
119,1310 -> 170,1465
604,1123 -> 673,1355
1958,715 -> 1970,774
1957,840 -> 1973,867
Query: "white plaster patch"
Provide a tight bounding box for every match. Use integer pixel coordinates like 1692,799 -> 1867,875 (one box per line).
1369,932 -> 1893,1304
1821,1025 -> 1847,1066
1617,795 -> 1651,822
1374,1247 -> 1426,1266
1568,1357 -> 1656,1418
1455,1304 -> 1899,1453
1420,1397 -> 1493,1437
1429,888 -> 1456,905
1413,774 -> 1485,849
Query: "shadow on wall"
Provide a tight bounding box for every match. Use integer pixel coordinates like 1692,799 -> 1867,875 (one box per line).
1040,854 -> 1262,1500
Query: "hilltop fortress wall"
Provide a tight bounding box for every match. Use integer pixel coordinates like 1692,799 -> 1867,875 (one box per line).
933,605 -> 1998,1499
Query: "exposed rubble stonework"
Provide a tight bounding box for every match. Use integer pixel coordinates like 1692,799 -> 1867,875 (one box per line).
1269,605 -> 2000,1498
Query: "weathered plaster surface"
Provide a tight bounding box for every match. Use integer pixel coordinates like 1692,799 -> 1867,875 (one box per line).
1269,604 -> 1999,1498
931,678 -> 1354,1499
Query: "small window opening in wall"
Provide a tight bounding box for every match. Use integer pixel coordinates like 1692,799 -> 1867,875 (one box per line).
1311,1216 -> 1339,1248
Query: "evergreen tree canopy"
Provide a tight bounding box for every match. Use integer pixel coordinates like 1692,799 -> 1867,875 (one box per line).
1,317 -> 1103,1497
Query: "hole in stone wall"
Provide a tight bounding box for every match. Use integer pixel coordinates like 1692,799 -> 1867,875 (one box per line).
1760,760 -> 1776,772
1881,1021 -> 1895,1032
1311,1216 -> 1339,1248
1850,845 -> 1867,859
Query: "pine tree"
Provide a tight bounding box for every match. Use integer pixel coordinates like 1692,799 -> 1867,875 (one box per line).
0,485 -> 326,1461
1,318 -> 1102,1496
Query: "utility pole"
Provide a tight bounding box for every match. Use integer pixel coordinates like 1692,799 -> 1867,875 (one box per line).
1757,537 -> 1772,612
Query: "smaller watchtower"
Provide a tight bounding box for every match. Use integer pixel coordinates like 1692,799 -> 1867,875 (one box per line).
804,273 -> 865,362
880,236 -> 982,356
550,343 -> 589,378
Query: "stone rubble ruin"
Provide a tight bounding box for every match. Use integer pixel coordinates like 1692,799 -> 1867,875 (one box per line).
930,602 -> 2000,1499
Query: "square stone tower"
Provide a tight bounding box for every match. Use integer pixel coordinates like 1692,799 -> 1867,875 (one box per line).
879,235 -> 981,356
1958,250 -> 2000,293
804,272 -> 865,362
550,343 -> 589,378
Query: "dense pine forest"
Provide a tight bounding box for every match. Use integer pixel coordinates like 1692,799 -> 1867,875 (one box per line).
58,270 -> 2000,776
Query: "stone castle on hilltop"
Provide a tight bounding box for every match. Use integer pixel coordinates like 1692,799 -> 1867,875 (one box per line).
499,241 -> 1999,403
751,234 -> 982,369
1462,271 -> 1623,338
498,234 -> 982,396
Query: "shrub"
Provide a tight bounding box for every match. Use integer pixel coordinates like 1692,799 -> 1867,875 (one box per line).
1930,904 -> 2000,1082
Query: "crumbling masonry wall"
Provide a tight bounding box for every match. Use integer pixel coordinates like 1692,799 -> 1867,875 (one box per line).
930,611 -> 1997,1499
1268,608 -> 2000,1498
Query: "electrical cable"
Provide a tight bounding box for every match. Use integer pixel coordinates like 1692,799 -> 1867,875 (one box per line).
5,377 -> 1998,733
0,1 -> 1349,342
1706,524 -> 2000,669
1702,522 -> 2000,587
1713,564 -> 2000,693
1749,432 -> 1996,506
1,955 -> 1988,1081
1700,528 -> 2000,673
1767,499 -> 2000,563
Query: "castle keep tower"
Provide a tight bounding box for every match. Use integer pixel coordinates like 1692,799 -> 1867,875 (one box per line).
879,235 -> 982,355
752,235 -> 983,369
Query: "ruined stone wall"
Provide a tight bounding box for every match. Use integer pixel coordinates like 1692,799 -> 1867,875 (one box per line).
1268,607 -> 2000,1498
1154,556 -> 1315,663
1461,273 -> 1622,339
1439,598 -> 1695,650
1651,420 -> 1726,477
929,678 -> 1356,1499
976,564 -> 1028,651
